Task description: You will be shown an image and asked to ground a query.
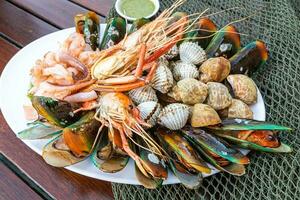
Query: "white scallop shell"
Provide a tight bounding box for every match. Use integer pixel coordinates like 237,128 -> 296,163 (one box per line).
158,103 -> 190,130
137,101 -> 161,127
128,85 -> 158,105
179,42 -> 207,65
172,61 -> 199,81
165,44 -> 179,60
151,63 -> 174,93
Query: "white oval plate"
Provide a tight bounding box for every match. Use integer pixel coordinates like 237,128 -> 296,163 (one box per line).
0,25 -> 266,185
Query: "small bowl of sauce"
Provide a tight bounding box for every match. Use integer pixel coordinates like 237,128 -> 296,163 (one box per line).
115,0 -> 160,21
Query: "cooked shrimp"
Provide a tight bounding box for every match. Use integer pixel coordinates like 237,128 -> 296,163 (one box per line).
61,33 -> 86,57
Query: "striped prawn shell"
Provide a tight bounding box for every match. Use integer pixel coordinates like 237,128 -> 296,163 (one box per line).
151,62 -> 174,94
128,85 -> 158,105
137,101 -> 162,127
172,61 -> 199,81
158,103 -> 190,130
179,42 -> 207,65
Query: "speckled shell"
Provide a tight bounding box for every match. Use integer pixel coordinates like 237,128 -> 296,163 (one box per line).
158,56 -> 169,67
151,63 -> 174,94
179,42 -> 207,65
128,85 -> 158,105
172,61 -> 199,81
191,103 -> 221,127
199,57 -> 231,83
228,99 -> 253,119
169,78 -> 208,105
206,82 -> 232,110
227,75 -> 257,104
137,101 -> 162,127
165,44 -> 179,60
158,103 -> 190,130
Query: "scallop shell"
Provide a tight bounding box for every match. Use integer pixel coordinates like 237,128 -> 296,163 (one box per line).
179,42 -> 207,65
191,103 -> 221,127
169,78 -> 208,105
199,57 -> 231,83
158,103 -> 190,130
137,101 -> 162,127
128,85 -> 158,105
206,82 -> 232,110
228,99 -> 253,119
227,75 -> 257,104
165,44 -> 179,60
172,61 -> 199,81
151,63 -> 174,93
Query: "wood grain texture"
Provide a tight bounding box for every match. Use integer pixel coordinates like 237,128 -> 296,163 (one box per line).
0,162 -> 42,200
0,37 -> 19,74
0,1 -> 58,46
70,0 -> 114,16
8,0 -> 105,29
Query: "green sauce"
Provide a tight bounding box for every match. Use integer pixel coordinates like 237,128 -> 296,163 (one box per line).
121,0 -> 155,19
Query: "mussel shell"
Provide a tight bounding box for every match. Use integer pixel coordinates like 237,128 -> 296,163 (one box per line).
172,61 -> 199,81
197,18 -> 217,49
151,63 -> 174,94
129,18 -> 150,33
179,42 -> 207,65
42,135 -> 84,167
227,74 -> 257,105
158,103 -> 190,130
190,103 -> 221,127
128,85 -> 158,105
137,101 -> 161,127
31,96 -> 81,127
100,17 -> 126,50
205,25 -> 241,58
18,122 -> 62,140
230,40 -> 268,75
169,78 -> 208,105
208,118 -> 292,131
206,82 -> 232,110
199,57 -> 231,83
135,163 -> 163,189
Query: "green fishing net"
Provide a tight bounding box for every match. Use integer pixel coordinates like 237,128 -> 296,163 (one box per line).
108,0 -> 300,199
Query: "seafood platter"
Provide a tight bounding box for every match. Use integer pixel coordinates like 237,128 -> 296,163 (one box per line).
0,0 -> 293,189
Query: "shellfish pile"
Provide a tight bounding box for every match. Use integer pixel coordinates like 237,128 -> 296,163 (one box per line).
19,3 -> 293,190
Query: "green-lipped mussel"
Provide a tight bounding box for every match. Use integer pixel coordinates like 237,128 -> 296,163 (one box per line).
129,18 -> 150,34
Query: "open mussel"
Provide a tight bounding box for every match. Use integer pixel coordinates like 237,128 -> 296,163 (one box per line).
31,96 -> 81,127
129,18 -> 150,33
229,40 -> 268,75
205,25 -> 241,59
74,11 -> 100,50
197,18 -> 217,49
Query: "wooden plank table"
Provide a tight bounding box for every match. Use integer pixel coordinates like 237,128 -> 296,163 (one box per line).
0,1 -> 115,199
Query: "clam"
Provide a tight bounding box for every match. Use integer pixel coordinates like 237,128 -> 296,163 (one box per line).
151,62 -> 174,93
191,103 -> 221,127
228,99 -> 253,119
158,103 -> 190,130
206,82 -> 232,110
137,101 -> 162,127
172,61 -> 199,81
179,42 -> 207,65
169,78 -> 208,105
128,85 -> 158,105
227,75 -> 257,105
199,57 -> 231,83
164,44 -> 179,60
158,56 -> 169,67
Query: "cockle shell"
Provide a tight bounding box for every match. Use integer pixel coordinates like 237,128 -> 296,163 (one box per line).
169,78 -> 208,105
199,57 -> 231,83
206,82 -> 232,110
227,74 -> 257,105
158,56 -> 169,67
128,85 -> 158,105
165,44 -> 179,60
158,103 -> 190,130
151,63 -> 174,94
137,101 -> 162,127
179,42 -> 207,65
191,103 -> 221,127
172,61 -> 199,81
228,99 -> 253,119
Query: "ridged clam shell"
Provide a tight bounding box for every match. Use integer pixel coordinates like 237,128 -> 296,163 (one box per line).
151,63 -> 174,93
158,56 -> 169,67
137,101 -> 162,127
128,85 -> 158,105
191,103 -> 221,127
206,82 -> 232,110
227,75 -> 257,105
169,78 -> 208,105
172,61 -> 199,81
158,103 -> 190,130
179,42 -> 207,65
165,44 -> 179,60
199,57 -> 231,83
228,99 -> 253,119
